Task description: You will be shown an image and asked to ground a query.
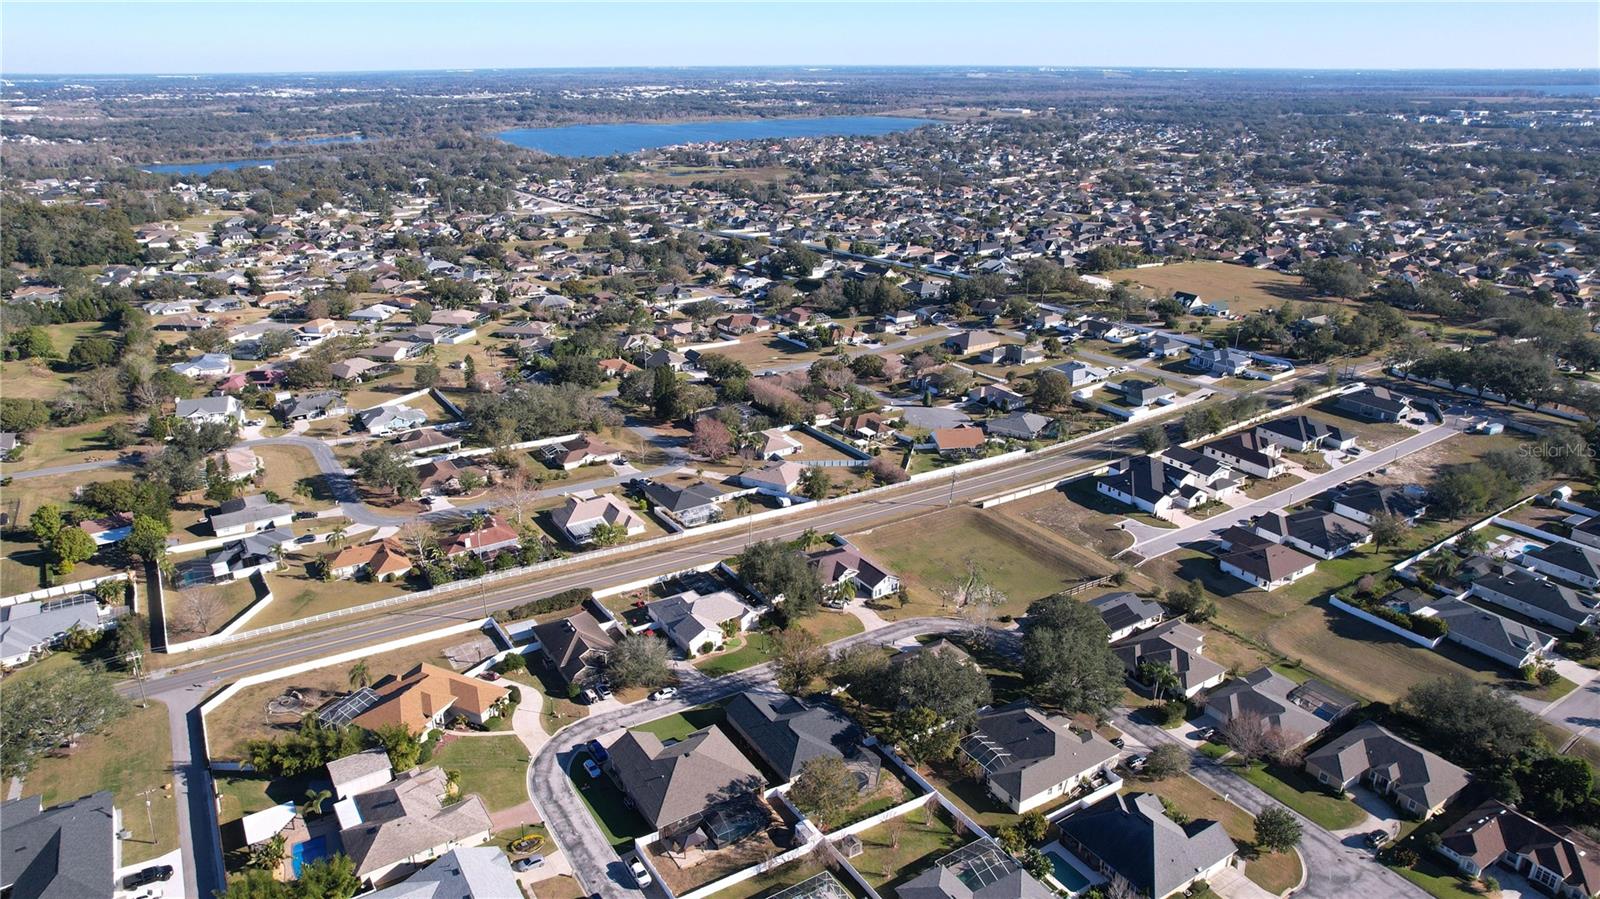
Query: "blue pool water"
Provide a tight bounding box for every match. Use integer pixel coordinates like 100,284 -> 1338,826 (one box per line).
497,115 -> 936,157
291,835 -> 328,876
1047,850 -> 1092,893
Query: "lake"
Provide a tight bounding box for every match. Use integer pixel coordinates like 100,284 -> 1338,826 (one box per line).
496,115 -> 936,157
143,159 -> 279,175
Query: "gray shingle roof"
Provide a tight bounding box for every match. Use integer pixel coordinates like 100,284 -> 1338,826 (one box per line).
1058,792 -> 1235,899
607,726 -> 765,829
0,791 -> 117,899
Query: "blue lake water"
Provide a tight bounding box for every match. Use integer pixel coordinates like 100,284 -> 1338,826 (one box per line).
497,115 -> 936,157
143,159 -> 279,175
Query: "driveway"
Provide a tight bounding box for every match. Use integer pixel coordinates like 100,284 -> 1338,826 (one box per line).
1518,666 -> 1600,753
1124,424 -> 1459,558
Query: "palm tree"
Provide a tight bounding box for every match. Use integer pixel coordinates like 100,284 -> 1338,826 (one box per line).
348,661 -> 371,690
733,496 -> 753,518
301,788 -> 332,817
1140,661 -> 1182,702
329,524 -> 348,550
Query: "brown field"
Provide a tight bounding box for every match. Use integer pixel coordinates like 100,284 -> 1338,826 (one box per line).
1108,260 -> 1327,317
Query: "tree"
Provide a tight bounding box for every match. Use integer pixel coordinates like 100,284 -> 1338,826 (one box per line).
172,587 -> 225,637
891,705 -> 960,764
413,362 -> 440,389
368,724 -> 422,770
1144,743 -> 1190,780
126,514 -> 170,563
1403,677 -> 1541,767
799,466 -> 832,500
356,445 -> 420,498
0,664 -> 128,778
114,613 -> 148,661
895,645 -> 992,729
1219,711 -> 1298,764
828,643 -> 891,702
689,416 -> 732,460
29,503 -> 63,546
736,540 -> 824,618
773,628 -> 827,694
248,834 -> 288,870
588,522 -> 629,547
348,661 -> 371,689
1031,369 -> 1073,411
293,854 -> 361,899
1253,807 -> 1303,853
50,526 -> 95,574
1020,848 -> 1053,883
787,756 -> 859,829
1300,259 -> 1367,299
606,634 -> 673,689
1137,660 -> 1182,702
868,455 -> 909,485
1368,511 -> 1407,551
1136,426 -> 1168,454
1021,594 -> 1126,717
941,559 -> 1007,639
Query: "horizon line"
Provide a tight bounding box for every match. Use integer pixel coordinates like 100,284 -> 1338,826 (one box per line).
4,64 -> 1599,78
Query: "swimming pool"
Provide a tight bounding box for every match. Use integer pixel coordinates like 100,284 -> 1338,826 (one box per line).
291,835 -> 329,877
1045,848 -> 1093,893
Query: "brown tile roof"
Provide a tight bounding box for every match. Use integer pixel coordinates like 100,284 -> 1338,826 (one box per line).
326,538 -> 413,578
351,663 -> 508,734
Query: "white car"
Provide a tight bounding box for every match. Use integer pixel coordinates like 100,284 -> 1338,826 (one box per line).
629,859 -> 652,887
650,687 -> 678,701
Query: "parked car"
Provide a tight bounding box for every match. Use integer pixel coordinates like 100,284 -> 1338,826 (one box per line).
587,740 -> 610,763
594,681 -> 613,700
650,687 -> 678,701
1366,830 -> 1390,849
477,671 -> 501,682
513,855 -> 546,872
295,533 -> 318,544
123,866 -> 175,889
1110,737 -> 1126,749
583,759 -> 602,779
1125,754 -> 1147,772
629,859 -> 652,887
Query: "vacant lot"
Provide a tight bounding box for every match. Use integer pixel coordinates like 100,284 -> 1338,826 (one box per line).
854,506 -> 1111,618
24,703 -> 178,865
1108,261 -> 1321,317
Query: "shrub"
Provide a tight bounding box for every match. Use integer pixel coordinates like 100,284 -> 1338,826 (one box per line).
493,588 -> 593,623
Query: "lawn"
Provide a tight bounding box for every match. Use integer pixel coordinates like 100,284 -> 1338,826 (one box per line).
23,702 -> 179,865
568,750 -> 652,850
1232,761 -> 1366,831
694,614 -> 864,677
214,770 -> 324,825
707,858 -> 843,899
1242,472 -> 1305,500
854,505 -> 1111,619
1123,774 -> 1303,896
850,806 -> 969,892
431,733 -> 531,812
502,665 -> 589,733
1107,261 -> 1319,318
1061,476 -> 1176,530
251,444 -> 328,507
1388,859 -> 1487,899
631,703 -> 727,742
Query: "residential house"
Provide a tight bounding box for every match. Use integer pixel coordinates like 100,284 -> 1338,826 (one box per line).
754,428 -> 803,459
961,702 -> 1122,814
217,447 -> 262,482
350,663 -> 510,735
1111,619 -> 1228,699
359,405 -> 428,436
980,344 -> 1045,366
1304,722 -> 1470,819
332,357 -> 385,382
532,608 -> 616,688
807,542 -> 901,600
274,391 -> 347,423
326,539 -> 415,582
1202,431 -> 1286,480
207,494 -> 295,537
1428,597 -> 1557,669
1097,455 -> 1232,520
186,528 -> 295,584
549,491 -> 647,544
1438,801 -> 1600,899
0,432 -> 18,462
1336,386 -> 1415,422
1111,379 -> 1177,411
0,791 -> 120,899
1520,542 -> 1600,589
739,460 -> 805,498
1256,415 -> 1357,453
1328,481 -> 1429,525
1202,668 -> 1354,746
1217,543 -> 1319,591
1469,569 -> 1599,633
440,515 -> 520,559
645,588 -> 760,655
336,766 -> 493,888
931,426 -> 986,458
327,750 -> 395,801
0,596 -> 110,668
898,841 -> 1056,899
1145,335 -> 1190,359
1088,592 -> 1165,642
640,480 -> 726,528
724,693 -> 880,784
1054,361 -> 1111,388
1188,346 -> 1253,377
171,353 -> 234,379
1252,509 -> 1372,560
541,434 -> 625,470
983,412 -> 1056,441
605,725 -> 765,835
79,512 -> 134,547
968,384 -> 1028,412
393,429 -> 462,456
944,331 -> 1002,356
363,847 -> 521,899
176,395 -> 244,426
365,340 -> 422,363
1058,792 -> 1236,899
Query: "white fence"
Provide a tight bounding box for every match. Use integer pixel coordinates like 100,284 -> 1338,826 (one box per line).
1327,596 -> 1444,649
0,571 -> 132,607
162,570 -> 278,654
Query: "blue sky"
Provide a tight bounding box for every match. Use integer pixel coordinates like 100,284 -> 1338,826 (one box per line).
2,2 -> 1596,74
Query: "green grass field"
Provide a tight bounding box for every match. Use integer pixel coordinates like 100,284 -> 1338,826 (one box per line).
1233,762 -> 1366,830
568,751 -> 651,849
431,734 -> 531,812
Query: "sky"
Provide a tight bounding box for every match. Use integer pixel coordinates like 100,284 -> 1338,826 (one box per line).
2,1 -> 1597,75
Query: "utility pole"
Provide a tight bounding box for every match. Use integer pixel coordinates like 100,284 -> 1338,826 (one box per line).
125,650 -> 148,708
947,471 -> 957,507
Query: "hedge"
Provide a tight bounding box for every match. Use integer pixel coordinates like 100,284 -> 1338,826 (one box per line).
493,588 -> 594,623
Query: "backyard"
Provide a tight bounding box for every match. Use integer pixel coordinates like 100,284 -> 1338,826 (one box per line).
431,733 -> 532,812
694,614 -> 865,677
848,806 -> 970,895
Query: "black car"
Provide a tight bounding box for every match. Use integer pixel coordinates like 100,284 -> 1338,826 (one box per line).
123,865 -> 175,889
